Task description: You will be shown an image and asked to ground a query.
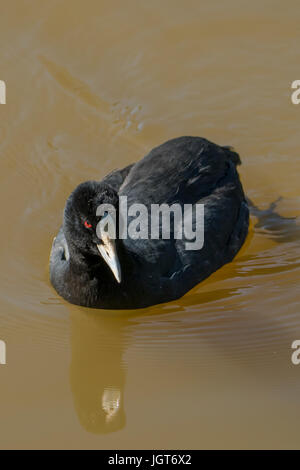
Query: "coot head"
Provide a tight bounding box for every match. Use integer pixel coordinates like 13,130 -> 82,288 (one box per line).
63,181 -> 121,283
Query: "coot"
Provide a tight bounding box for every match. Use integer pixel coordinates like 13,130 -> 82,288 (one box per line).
50,136 -> 249,309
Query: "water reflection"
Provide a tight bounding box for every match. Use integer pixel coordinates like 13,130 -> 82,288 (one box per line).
70,309 -> 129,434
248,197 -> 300,243
67,212 -> 300,436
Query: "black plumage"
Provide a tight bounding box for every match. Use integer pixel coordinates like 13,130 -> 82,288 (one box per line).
49,136 -> 249,309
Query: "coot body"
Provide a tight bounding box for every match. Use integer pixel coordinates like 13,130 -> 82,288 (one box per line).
50,137 -> 249,309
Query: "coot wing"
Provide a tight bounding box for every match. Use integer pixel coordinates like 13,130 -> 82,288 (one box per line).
118,137 -> 248,303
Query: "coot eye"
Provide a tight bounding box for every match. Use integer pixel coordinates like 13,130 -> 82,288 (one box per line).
84,221 -> 92,229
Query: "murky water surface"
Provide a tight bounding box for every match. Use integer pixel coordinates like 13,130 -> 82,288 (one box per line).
0,0 -> 299,449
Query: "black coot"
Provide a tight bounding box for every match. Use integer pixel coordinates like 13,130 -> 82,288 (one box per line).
50,136 -> 249,309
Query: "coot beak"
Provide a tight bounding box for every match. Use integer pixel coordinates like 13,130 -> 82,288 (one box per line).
97,235 -> 121,283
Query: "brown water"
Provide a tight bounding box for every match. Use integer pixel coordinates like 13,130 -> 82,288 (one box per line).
0,0 -> 299,449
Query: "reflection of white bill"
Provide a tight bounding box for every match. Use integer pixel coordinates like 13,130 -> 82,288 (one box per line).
0,340 -> 6,365
102,388 -> 121,423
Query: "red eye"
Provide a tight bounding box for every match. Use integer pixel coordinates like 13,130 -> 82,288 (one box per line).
84,221 -> 92,229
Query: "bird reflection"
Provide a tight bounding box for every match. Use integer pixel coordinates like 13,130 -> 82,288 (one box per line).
70,309 -> 130,434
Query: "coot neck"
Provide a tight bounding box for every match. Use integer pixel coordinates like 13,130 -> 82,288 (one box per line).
66,240 -> 101,274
